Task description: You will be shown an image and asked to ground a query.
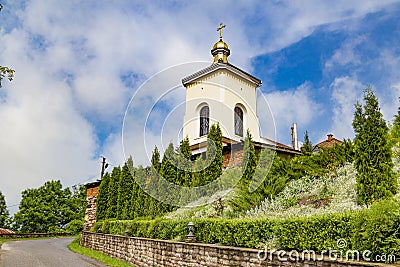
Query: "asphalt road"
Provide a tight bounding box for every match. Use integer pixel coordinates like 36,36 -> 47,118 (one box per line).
0,237 -> 108,267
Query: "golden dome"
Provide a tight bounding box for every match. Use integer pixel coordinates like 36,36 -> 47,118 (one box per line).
213,40 -> 229,49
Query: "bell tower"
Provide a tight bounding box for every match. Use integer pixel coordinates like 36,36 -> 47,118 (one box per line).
182,24 -> 263,155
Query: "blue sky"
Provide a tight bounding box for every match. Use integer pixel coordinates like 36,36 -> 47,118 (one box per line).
1,0 -> 400,213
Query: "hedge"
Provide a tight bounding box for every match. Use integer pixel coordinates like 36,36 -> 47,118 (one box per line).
93,198 -> 400,257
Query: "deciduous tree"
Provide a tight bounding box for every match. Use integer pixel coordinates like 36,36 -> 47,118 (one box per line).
12,180 -> 85,232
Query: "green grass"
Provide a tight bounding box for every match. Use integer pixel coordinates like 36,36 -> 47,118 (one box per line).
68,237 -> 134,267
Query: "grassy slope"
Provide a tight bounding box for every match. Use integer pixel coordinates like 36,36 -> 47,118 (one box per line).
68,237 -> 134,267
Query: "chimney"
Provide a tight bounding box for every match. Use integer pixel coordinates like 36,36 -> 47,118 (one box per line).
327,134 -> 333,141
291,123 -> 299,150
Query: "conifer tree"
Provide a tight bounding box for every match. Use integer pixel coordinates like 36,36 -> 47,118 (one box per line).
301,130 -> 313,155
151,146 -> 161,172
116,158 -> 134,219
241,130 -> 257,186
191,156 -> 204,188
96,172 -> 110,220
147,146 -> 161,217
158,142 -> 178,209
0,190 -> 10,228
130,166 -> 147,218
352,87 -> 398,205
390,97 -> 400,147
177,136 -> 192,186
203,123 -> 223,185
160,142 -> 178,184
106,166 -> 121,218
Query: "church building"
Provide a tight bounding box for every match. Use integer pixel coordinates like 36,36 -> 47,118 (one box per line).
182,24 -> 300,167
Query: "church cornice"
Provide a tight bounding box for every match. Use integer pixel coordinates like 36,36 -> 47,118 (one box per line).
182,63 -> 262,88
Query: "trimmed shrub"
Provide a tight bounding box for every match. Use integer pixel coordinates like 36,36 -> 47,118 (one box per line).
93,198 -> 400,257
66,219 -> 84,234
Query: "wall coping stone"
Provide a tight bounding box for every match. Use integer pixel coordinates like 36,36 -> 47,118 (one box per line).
81,231 -> 396,267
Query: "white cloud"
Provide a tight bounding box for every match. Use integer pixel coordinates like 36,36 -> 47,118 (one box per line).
260,83 -> 323,143
329,76 -> 364,141
325,36 -> 365,69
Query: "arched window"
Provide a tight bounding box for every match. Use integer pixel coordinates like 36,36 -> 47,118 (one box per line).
234,106 -> 243,137
200,106 -> 209,136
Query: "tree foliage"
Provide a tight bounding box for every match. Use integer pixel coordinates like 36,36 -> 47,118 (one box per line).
0,190 -> 10,228
117,158 -> 135,220
151,146 -> 161,172
177,136 -> 192,186
301,130 -> 313,155
0,66 -> 14,87
96,173 -> 110,220
241,130 -> 257,186
106,166 -> 121,218
12,180 -> 86,232
203,123 -> 223,185
0,5 -> 15,88
160,142 -> 178,185
352,87 -> 397,205
390,97 -> 400,149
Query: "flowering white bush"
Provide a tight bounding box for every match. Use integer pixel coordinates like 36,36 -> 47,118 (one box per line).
244,163 -> 364,219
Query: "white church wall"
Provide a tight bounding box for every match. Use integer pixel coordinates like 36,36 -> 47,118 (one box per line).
183,69 -> 262,147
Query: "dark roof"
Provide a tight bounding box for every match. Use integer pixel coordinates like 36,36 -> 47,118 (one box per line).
85,180 -> 101,188
182,62 -> 262,87
190,136 -> 301,156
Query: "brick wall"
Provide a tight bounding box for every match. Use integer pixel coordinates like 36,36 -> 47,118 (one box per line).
223,149 -> 244,168
80,232 -> 384,267
83,181 -> 100,231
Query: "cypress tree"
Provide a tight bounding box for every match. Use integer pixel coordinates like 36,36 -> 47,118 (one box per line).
0,190 -> 10,228
301,130 -> 313,155
241,130 -> 257,186
106,166 -> 121,218
390,98 -> 400,146
158,142 -> 178,210
191,156 -> 204,187
96,172 -> 110,220
177,136 -> 192,186
116,158 -> 134,220
147,146 -> 161,217
352,87 -> 398,205
203,123 -> 223,185
130,166 -> 147,218
151,146 -> 161,172
160,142 -> 178,184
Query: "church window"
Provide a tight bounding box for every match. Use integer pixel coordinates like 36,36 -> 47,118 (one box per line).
234,106 -> 243,137
200,106 -> 209,136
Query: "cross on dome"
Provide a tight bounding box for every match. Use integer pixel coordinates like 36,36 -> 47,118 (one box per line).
217,23 -> 226,40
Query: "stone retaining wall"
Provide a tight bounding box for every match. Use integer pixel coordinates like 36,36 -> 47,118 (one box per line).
80,231 -> 386,267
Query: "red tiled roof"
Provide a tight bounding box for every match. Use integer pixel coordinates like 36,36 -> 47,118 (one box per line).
0,228 -> 14,234
314,137 -> 343,149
